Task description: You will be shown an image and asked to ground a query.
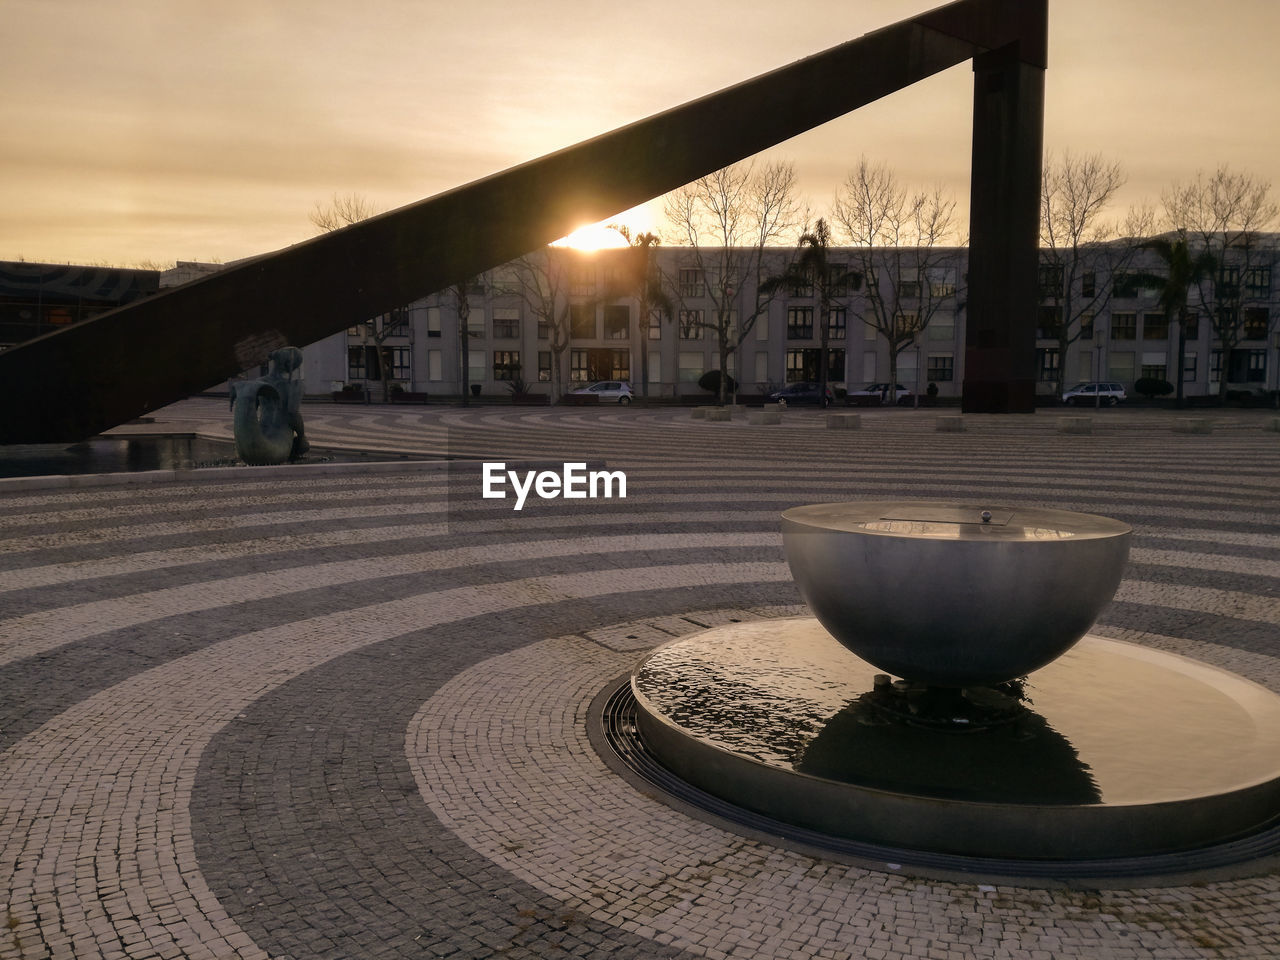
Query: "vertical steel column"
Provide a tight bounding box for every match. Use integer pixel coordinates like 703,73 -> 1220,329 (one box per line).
962,43 -> 1045,414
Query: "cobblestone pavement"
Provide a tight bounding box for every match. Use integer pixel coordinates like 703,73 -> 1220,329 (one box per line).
2,399 -> 1279,959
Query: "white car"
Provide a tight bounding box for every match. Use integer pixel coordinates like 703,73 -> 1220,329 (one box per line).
846,382 -> 911,405
570,381 -> 633,404
1061,381 -> 1126,406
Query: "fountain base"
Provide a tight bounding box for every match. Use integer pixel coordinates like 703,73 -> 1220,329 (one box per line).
626,619 -> 1280,863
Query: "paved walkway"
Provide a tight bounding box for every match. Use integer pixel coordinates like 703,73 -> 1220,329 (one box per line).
2,399 -> 1279,959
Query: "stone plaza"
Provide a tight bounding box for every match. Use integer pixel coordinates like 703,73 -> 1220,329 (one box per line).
2,399 -> 1279,959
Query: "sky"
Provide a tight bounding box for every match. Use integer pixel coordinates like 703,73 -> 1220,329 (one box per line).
3,0 -> 1279,266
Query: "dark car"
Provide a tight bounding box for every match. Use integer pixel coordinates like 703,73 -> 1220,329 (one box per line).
768,382 -> 835,405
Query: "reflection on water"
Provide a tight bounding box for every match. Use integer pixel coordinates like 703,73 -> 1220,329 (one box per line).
633,619 -> 1280,806
795,689 -> 1101,804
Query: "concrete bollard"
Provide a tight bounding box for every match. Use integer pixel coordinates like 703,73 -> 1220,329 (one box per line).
936,416 -> 964,432
748,409 -> 782,425
1058,417 -> 1093,434
1173,418 -> 1213,434
827,413 -> 862,430
691,407 -> 708,419
705,408 -> 731,422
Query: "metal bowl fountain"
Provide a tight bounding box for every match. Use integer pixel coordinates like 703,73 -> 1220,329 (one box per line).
608,499 -> 1280,868
781,501 -> 1131,687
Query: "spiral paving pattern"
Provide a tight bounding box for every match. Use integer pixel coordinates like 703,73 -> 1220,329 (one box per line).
2,398 -> 1279,959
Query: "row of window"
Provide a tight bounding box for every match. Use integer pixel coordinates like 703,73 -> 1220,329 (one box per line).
1036,308 -> 1272,342
1035,347 -> 1268,384
1038,265 -> 1273,299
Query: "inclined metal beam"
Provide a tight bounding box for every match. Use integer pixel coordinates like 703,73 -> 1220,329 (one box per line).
0,0 -> 1045,442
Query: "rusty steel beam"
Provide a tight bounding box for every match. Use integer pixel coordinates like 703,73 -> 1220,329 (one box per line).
0,0 -> 1045,442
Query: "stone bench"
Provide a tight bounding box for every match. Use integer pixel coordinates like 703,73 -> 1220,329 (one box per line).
705,408 -> 732,422
1057,416 -> 1092,434
936,416 -> 964,432
827,413 -> 862,430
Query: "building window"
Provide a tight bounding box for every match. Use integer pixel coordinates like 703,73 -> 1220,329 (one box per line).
427,307 -> 442,338
1108,351 -> 1135,382
1079,312 -> 1094,340
468,350 -> 486,383
1230,349 -> 1267,383
1112,272 -> 1139,299
1183,352 -> 1197,383
1243,308 -> 1269,340
828,309 -> 847,340
789,275 -> 814,298
1037,305 -> 1062,339
537,351 -> 551,382
493,308 -> 520,339
1245,267 -> 1272,298
466,308 -> 485,339
1142,313 -> 1168,340
1081,272 -> 1096,298
678,309 -> 704,340
678,268 -> 705,298
828,263 -> 850,296
1038,262 -> 1063,298
897,275 -> 921,299
927,353 -> 954,382
756,315 -> 769,341
928,319 -> 955,342
1140,355 -> 1167,382
785,349 -> 808,382
608,349 -> 630,381
1182,313 -> 1199,339
347,346 -> 367,380
537,318 -> 550,340
428,349 -> 443,381
1210,349 -> 1222,383
604,305 -> 629,340
570,304 -> 594,339
647,313 -> 661,340
493,350 -> 521,381
678,351 -> 703,383
570,264 -> 594,297
754,352 -> 768,384
1036,348 -> 1059,382
1216,266 -> 1240,299
1111,313 -> 1137,340
570,349 -> 590,382
384,345 -> 411,380
786,307 -> 814,339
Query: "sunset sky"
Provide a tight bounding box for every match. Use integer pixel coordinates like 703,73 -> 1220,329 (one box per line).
3,0 -> 1278,266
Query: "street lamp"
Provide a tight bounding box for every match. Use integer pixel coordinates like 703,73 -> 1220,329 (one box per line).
1094,320 -> 1106,410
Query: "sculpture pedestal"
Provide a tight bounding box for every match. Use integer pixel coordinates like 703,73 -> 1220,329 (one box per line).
631,619 -> 1280,861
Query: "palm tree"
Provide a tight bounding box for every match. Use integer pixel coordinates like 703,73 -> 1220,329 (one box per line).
1138,236 -> 1216,407
762,219 -> 862,407
611,225 -> 673,402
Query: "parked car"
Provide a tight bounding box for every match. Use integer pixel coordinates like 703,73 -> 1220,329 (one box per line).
768,382 -> 835,405
570,380 -> 633,404
1061,381 -> 1126,406
846,382 -> 912,406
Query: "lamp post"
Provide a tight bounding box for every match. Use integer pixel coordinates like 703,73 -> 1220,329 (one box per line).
1095,320 -> 1106,410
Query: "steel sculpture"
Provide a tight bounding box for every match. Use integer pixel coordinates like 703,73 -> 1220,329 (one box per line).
0,0 -> 1046,443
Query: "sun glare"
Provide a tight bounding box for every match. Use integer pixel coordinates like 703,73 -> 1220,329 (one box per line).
554,223 -> 631,250
552,204 -> 660,251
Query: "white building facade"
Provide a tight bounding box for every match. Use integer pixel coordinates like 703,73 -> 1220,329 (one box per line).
300,239 -> 1279,403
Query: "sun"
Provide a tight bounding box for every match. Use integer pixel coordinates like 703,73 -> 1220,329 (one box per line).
552,203 -> 660,251
553,222 -> 631,250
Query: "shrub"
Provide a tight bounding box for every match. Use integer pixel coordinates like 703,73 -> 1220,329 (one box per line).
697,370 -> 737,394
1134,377 -> 1174,399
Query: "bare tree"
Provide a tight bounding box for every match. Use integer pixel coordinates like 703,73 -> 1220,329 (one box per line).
832,159 -> 960,402
664,161 -> 801,404
511,248 -> 574,405
309,192 -> 381,233
1038,151 -> 1140,397
1162,166 -> 1279,400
